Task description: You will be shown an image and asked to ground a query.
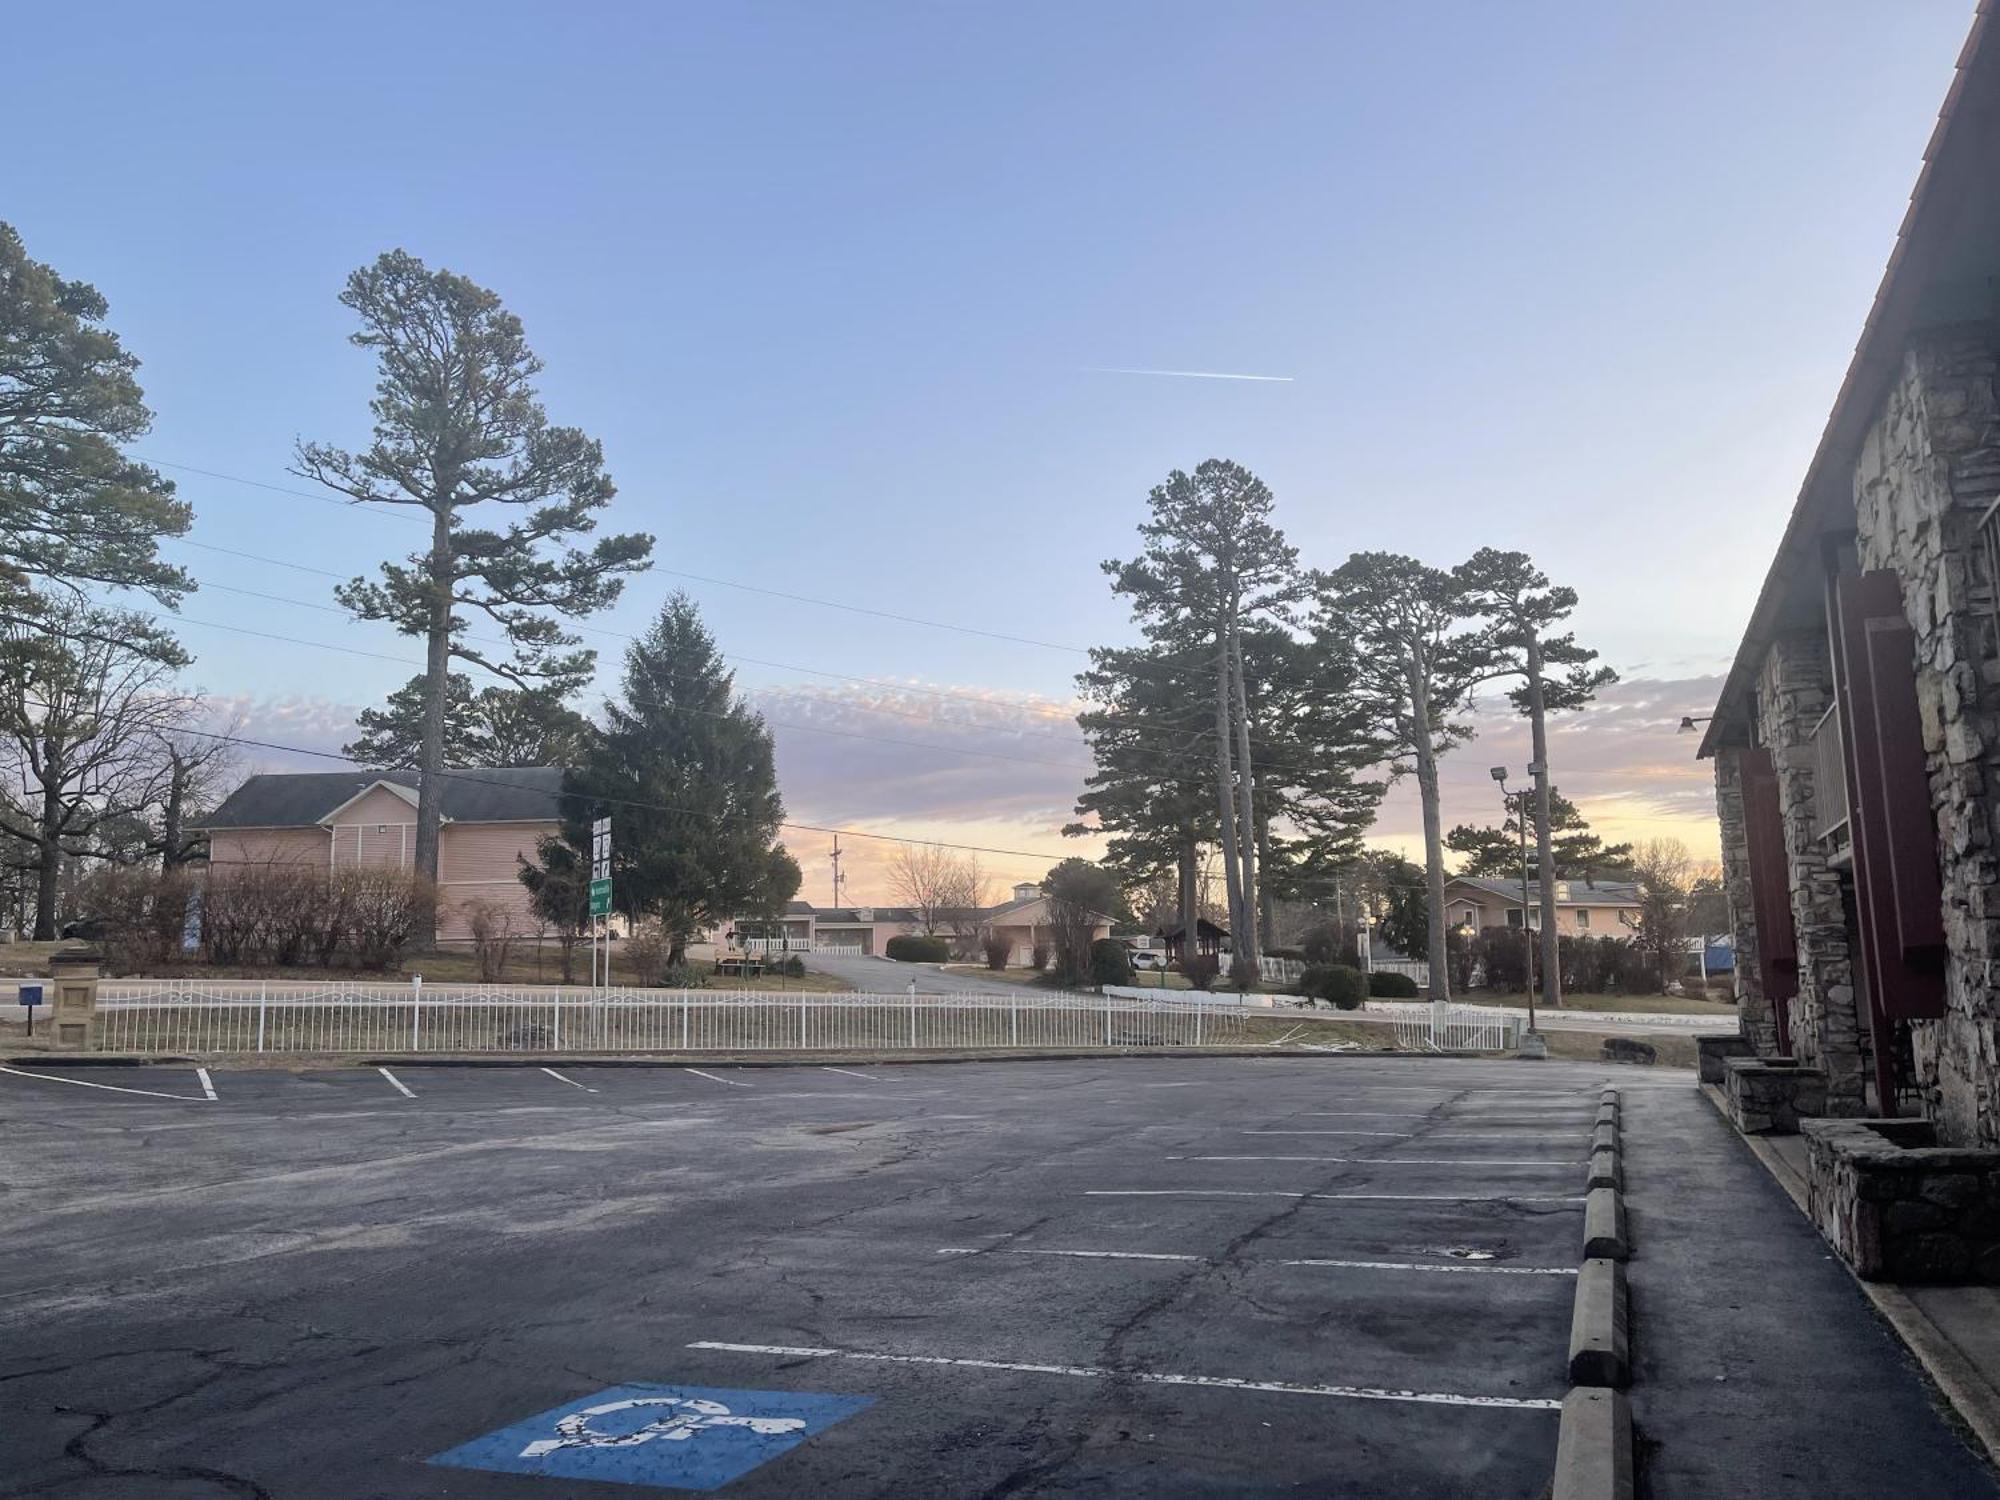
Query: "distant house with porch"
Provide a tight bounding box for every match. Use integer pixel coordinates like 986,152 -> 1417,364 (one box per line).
195,767 -> 562,944
717,883 -> 1113,965
1442,876 -> 1642,938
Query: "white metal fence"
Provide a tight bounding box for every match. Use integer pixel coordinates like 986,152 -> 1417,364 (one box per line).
1382,1001 -> 1523,1053
1257,955 -> 1304,986
93,979 -> 1247,1056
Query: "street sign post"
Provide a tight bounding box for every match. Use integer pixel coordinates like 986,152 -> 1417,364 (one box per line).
19,982 -> 42,1037
590,818 -> 612,988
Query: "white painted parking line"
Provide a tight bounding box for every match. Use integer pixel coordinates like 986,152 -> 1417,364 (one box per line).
687,1068 -> 751,1089
541,1067 -> 598,1093
937,1247 -> 1203,1262
1172,1156 -> 1577,1166
1084,1190 -> 1584,1203
195,1067 -> 218,1101
377,1066 -> 415,1098
0,1064 -> 209,1102
1282,1258 -> 1579,1277
1298,1111 -> 1431,1118
1428,1133 -> 1581,1141
820,1067 -> 881,1082
688,1340 -> 1561,1411
1241,1129 -> 1412,1138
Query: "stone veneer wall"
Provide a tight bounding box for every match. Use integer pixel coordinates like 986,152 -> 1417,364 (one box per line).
1853,324 -> 2000,1149
1713,749 -> 1777,1054
1754,631 -> 1869,1112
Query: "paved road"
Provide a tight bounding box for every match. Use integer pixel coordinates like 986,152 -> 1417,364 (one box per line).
806,951 -> 1032,995
2,1055 -> 1989,1497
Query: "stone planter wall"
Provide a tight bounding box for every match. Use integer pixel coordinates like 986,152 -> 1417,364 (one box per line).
1697,1033 -> 1754,1085
1803,1116 -> 2000,1282
1724,1057 -> 1829,1135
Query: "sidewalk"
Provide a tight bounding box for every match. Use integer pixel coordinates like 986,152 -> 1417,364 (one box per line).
1624,1084 -> 1997,1496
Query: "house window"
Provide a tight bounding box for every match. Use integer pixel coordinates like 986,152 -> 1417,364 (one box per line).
1507,909 -> 1522,928
1575,909 -> 1590,930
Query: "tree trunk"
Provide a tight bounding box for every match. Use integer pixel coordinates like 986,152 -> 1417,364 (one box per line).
161,761 -> 187,870
1211,640 -> 1246,956
1526,636 -> 1562,1010
1254,810 -> 1276,951
32,773 -> 61,940
1178,828 -> 1199,968
1408,661 -> 1451,1001
1227,619 -> 1261,968
412,503 -> 452,915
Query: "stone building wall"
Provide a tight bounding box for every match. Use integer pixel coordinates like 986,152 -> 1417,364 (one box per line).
1754,630 -> 1869,1112
1854,324 -> 2000,1148
1713,748 -> 1778,1054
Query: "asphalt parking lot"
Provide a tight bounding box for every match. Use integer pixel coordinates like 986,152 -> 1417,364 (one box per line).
1,1055 -> 1991,1497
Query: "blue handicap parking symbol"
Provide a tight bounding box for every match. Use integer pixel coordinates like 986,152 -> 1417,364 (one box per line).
430,1382 -> 873,1492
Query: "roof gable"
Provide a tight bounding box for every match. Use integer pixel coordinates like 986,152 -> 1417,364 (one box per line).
198,767 -> 566,830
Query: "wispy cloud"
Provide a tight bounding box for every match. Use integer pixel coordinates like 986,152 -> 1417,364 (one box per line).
1085,367 -> 1295,383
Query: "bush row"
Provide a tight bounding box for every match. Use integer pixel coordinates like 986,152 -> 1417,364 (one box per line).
885,933 -> 950,964
80,865 -> 435,972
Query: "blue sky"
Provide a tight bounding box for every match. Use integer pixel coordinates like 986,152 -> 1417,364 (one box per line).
7,2 -> 1980,890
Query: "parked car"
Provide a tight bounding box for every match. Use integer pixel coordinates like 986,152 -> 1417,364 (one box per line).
1129,949 -> 1167,972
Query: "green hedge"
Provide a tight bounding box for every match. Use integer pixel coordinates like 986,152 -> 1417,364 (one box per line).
1366,970 -> 1420,999
1300,962 -> 1367,1009
884,934 -> 950,963
1089,937 -> 1132,987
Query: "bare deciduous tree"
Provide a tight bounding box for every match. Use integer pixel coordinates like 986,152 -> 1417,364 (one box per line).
0,601 -> 197,937
888,845 -> 988,943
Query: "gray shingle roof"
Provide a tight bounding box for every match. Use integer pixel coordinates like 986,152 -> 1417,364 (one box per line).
197,767 -> 565,829
1447,875 -> 1641,905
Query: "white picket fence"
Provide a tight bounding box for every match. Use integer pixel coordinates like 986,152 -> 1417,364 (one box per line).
91,979 -> 1246,1056
1381,1001 -> 1523,1053
1366,959 -> 1430,989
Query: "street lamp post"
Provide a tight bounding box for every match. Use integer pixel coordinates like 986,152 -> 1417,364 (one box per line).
1490,766 -> 1547,1060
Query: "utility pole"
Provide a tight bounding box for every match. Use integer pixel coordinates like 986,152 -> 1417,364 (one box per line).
829,835 -> 845,907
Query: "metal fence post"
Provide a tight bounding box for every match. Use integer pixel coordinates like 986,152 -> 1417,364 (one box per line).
411,974 -> 421,1050
908,982 -> 917,1048
554,988 -> 563,1052
1195,991 -> 1204,1047
257,979 -> 268,1053
681,989 -> 690,1050
1010,992 -> 1019,1048
799,993 -> 807,1049
1103,990 -> 1111,1047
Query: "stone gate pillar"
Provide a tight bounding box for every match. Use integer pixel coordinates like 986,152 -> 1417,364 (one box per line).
47,949 -> 101,1051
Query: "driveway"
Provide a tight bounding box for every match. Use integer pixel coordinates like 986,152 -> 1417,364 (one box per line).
807,951 -> 1027,996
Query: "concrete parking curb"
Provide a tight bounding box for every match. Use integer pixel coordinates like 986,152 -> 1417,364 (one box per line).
1595,1101 -> 1619,1129
1590,1120 -> 1619,1156
1552,1388 -> 1635,1500
1583,1185 -> 1627,1261
1568,1257 -> 1631,1387
1586,1150 -> 1622,1192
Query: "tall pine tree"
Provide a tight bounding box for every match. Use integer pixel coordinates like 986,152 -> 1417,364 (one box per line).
562,593 -> 799,964
1317,554 -> 1494,999
1103,460 -> 1307,981
296,250 -> 652,890
1456,548 -> 1617,1008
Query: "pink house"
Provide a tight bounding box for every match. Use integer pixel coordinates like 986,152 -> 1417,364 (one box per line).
196,767 -> 564,943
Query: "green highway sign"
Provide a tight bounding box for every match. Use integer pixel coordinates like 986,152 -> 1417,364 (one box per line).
589,877 -> 612,916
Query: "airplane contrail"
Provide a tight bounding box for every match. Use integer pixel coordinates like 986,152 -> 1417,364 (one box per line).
1086,366 -> 1295,383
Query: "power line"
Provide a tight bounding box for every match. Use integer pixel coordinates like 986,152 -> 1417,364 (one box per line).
145,455 -> 1089,652
165,724 -> 1078,865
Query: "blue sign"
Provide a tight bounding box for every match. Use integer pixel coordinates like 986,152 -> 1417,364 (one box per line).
18,984 -> 42,1006
430,1383 -> 872,1492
